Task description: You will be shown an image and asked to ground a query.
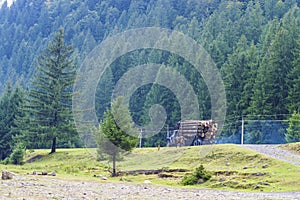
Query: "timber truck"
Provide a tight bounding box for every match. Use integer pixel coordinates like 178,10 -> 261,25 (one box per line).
171,120 -> 217,146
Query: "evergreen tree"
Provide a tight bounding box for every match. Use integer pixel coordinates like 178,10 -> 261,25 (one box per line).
249,7 -> 300,117
0,83 -> 13,160
221,36 -> 259,137
222,36 -> 249,117
9,142 -> 25,165
287,52 -> 300,113
1,0 -> 300,146
242,0 -> 265,44
94,96 -> 139,176
240,42 -> 260,114
0,83 -> 25,160
95,67 -> 114,120
25,28 -> 77,153
285,111 -> 300,142
286,6 -> 300,113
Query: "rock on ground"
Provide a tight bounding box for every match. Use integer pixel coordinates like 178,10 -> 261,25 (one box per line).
1,171 -> 14,180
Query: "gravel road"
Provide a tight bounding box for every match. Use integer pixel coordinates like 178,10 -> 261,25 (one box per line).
242,144 -> 300,166
1,175 -> 300,200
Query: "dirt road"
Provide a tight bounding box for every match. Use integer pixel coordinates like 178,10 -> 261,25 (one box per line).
1,175 -> 300,200
242,144 -> 300,167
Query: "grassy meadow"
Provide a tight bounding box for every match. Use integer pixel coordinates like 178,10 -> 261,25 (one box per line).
1,144 -> 300,192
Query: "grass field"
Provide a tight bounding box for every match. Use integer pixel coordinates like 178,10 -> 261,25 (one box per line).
1,144 -> 300,192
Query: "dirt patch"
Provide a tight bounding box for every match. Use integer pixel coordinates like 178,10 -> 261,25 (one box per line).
157,173 -> 181,178
119,169 -> 188,176
26,155 -> 43,163
214,170 -> 239,176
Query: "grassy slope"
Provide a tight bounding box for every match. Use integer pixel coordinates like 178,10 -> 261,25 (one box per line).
1,144 -> 300,192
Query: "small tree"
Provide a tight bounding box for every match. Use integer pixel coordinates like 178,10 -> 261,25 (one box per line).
9,143 -> 25,165
285,112 -> 300,143
94,97 -> 139,176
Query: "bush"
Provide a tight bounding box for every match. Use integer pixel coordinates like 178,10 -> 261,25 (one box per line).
0,157 -> 10,165
181,174 -> 199,185
181,165 -> 212,185
9,143 -> 25,165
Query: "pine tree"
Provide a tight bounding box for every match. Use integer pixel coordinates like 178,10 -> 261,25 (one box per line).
25,28 -> 77,154
222,36 -> 249,117
285,111 -> 300,142
0,83 -> 25,160
242,0 -> 265,44
221,36 -> 259,137
94,96 -> 139,176
0,83 -> 13,160
95,67 -> 114,120
287,52 -> 300,113
286,6 -> 300,114
250,7 -> 300,117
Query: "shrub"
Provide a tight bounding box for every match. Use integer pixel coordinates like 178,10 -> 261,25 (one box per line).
181,165 -> 212,185
9,143 -> 25,165
181,174 -> 199,185
0,157 -> 10,165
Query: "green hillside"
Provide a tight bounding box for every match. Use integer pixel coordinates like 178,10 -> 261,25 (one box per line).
0,0 -> 300,151
1,144 -> 300,192
0,0 -> 300,170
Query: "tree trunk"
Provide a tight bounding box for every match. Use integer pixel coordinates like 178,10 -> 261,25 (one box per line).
50,137 -> 56,154
112,154 -> 116,177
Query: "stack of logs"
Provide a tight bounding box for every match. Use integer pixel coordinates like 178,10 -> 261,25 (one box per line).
177,120 -> 218,145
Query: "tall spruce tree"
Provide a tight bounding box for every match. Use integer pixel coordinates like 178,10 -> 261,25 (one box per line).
221,36 -> 259,138
0,83 -> 12,160
287,51 -> 300,113
25,28 -> 77,154
285,6 -> 300,114
250,6 -> 300,118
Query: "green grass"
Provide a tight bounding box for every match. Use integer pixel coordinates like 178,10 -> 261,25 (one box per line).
0,148 -> 111,179
1,144 -> 300,192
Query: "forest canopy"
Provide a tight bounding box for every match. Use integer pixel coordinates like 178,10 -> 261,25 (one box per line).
0,0 -> 299,150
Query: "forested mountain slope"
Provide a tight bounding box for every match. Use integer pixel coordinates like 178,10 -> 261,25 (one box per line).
0,0 -> 299,146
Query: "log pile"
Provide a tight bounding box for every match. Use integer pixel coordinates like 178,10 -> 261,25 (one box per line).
177,120 -> 217,145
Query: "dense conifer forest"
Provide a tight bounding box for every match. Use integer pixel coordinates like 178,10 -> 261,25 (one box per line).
0,0 -> 299,157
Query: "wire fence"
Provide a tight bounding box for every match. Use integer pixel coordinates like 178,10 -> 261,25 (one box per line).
217,114 -> 299,144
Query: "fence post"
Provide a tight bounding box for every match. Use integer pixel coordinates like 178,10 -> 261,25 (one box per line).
241,116 -> 244,145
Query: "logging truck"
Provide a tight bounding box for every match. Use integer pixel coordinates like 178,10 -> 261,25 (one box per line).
167,120 -> 217,147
